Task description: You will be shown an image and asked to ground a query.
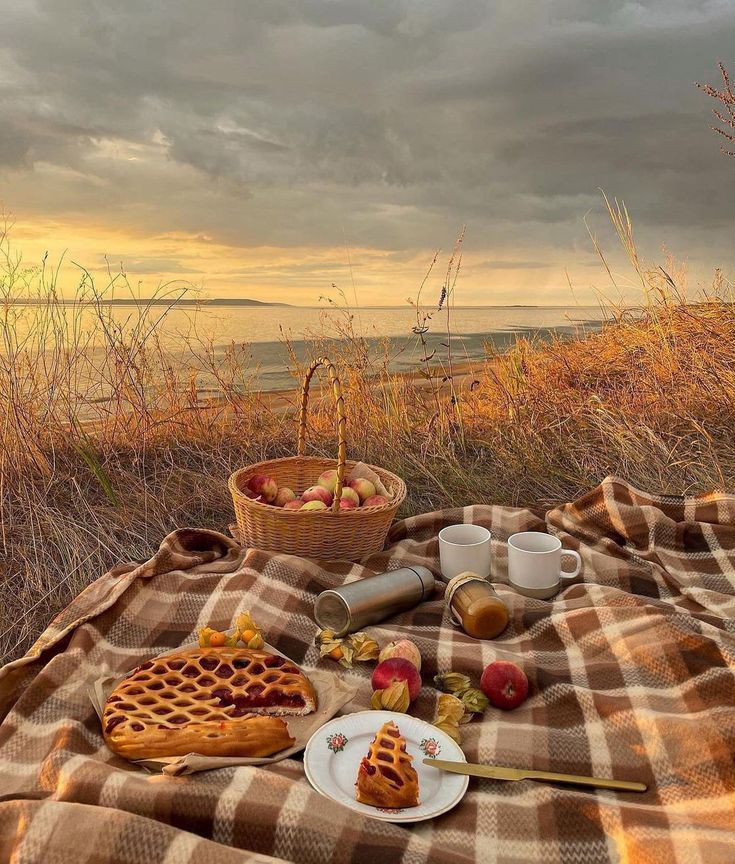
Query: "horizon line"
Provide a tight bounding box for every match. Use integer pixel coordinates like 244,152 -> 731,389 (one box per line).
7,297 -> 609,309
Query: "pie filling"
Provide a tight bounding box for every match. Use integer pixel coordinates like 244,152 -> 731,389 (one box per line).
211,686 -> 305,714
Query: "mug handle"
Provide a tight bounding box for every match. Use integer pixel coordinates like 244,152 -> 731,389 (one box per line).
560,550 -> 582,580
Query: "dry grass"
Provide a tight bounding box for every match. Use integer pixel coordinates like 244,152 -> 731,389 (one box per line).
698,62 -> 735,156
1,209 -> 734,662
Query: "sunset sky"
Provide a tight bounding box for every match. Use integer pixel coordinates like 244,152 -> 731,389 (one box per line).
1,1 -> 734,305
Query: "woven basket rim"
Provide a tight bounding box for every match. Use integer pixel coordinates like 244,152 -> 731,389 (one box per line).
228,456 -> 406,515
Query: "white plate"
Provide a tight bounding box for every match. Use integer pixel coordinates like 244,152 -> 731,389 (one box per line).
303,710 -> 469,823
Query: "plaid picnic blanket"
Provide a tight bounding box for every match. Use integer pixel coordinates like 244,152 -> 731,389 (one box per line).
1,477 -> 734,864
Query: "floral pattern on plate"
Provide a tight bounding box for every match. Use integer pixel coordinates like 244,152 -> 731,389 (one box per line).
326,732 -> 348,753
419,737 -> 441,758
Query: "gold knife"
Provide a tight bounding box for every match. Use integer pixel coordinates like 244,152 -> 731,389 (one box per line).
424,759 -> 647,793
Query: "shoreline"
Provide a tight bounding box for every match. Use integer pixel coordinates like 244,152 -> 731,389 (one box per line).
76,316 -> 607,426
200,358 -> 487,417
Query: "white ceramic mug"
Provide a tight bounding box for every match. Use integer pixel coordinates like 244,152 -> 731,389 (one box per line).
438,524 -> 492,582
507,532 -> 582,599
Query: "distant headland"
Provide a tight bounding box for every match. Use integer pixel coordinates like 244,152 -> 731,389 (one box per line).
8,297 -> 292,307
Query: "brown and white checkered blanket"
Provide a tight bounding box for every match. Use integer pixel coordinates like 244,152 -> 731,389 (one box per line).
1,477 -> 734,864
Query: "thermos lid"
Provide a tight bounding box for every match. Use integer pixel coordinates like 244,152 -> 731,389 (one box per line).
313,591 -> 351,634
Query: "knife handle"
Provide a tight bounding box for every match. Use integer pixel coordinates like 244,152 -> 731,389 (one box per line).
521,769 -> 647,793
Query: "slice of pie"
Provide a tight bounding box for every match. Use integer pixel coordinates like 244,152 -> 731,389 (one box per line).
355,720 -> 419,808
102,646 -> 316,759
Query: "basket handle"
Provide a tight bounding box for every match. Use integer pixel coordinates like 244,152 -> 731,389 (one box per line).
297,357 -> 346,512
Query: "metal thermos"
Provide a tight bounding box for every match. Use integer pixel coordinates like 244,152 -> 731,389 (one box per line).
313,566 -> 436,636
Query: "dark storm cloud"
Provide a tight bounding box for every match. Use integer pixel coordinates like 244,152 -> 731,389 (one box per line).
0,0 -> 734,262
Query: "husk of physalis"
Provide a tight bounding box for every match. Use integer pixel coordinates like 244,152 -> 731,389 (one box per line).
349,631 -> 380,662
199,628 -> 240,648
459,687 -> 489,715
198,610 -> 264,648
198,627 -> 218,647
318,638 -> 352,666
434,672 -> 472,694
435,693 -> 465,725
241,631 -> 264,649
235,611 -> 258,635
371,679 -> 410,713
319,638 -> 356,668
370,689 -> 385,710
316,629 -> 377,668
432,693 -> 465,743
434,719 -> 462,743
336,641 -> 355,668
234,611 -> 264,649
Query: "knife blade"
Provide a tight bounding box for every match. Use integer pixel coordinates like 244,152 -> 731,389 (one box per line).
424,759 -> 647,793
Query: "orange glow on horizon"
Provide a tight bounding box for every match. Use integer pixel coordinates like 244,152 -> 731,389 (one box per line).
4,213 -> 604,307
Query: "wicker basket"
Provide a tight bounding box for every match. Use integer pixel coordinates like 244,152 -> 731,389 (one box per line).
229,357 -> 407,560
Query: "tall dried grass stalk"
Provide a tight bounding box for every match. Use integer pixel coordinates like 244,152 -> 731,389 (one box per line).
698,63 -> 735,156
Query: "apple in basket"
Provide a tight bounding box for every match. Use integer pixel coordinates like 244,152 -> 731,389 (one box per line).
340,487 -> 360,507
363,495 -> 388,507
283,498 -> 305,510
246,475 -> 278,503
302,485 -> 334,507
274,487 -> 297,507
317,469 -> 339,494
302,500 -> 328,511
349,478 -> 376,503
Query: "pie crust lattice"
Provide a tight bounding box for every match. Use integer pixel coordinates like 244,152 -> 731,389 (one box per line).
355,720 -> 420,808
102,646 -> 316,759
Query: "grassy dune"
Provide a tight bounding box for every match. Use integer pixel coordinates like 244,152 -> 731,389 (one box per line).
1,210 -> 733,661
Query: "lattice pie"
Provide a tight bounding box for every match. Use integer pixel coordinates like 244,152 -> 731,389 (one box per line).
355,720 -> 419,808
102,646 -> 317,759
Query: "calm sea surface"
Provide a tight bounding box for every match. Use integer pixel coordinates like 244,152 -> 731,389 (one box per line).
165,304 -> 609,390
9,303 -> 609,392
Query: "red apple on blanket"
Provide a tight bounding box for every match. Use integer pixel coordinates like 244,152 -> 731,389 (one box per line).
349,478 -> 376,502
301,500 -> 328,511
274,487 -> 296,507
480,661 -> 529,710
363,495 -> 388,507
302,485 -> 333,507
372,657 -> 422,702
283,498 -> 305,510
378,639 -> 422,671
246,474 -> 278,503
317,469 -> 339,493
